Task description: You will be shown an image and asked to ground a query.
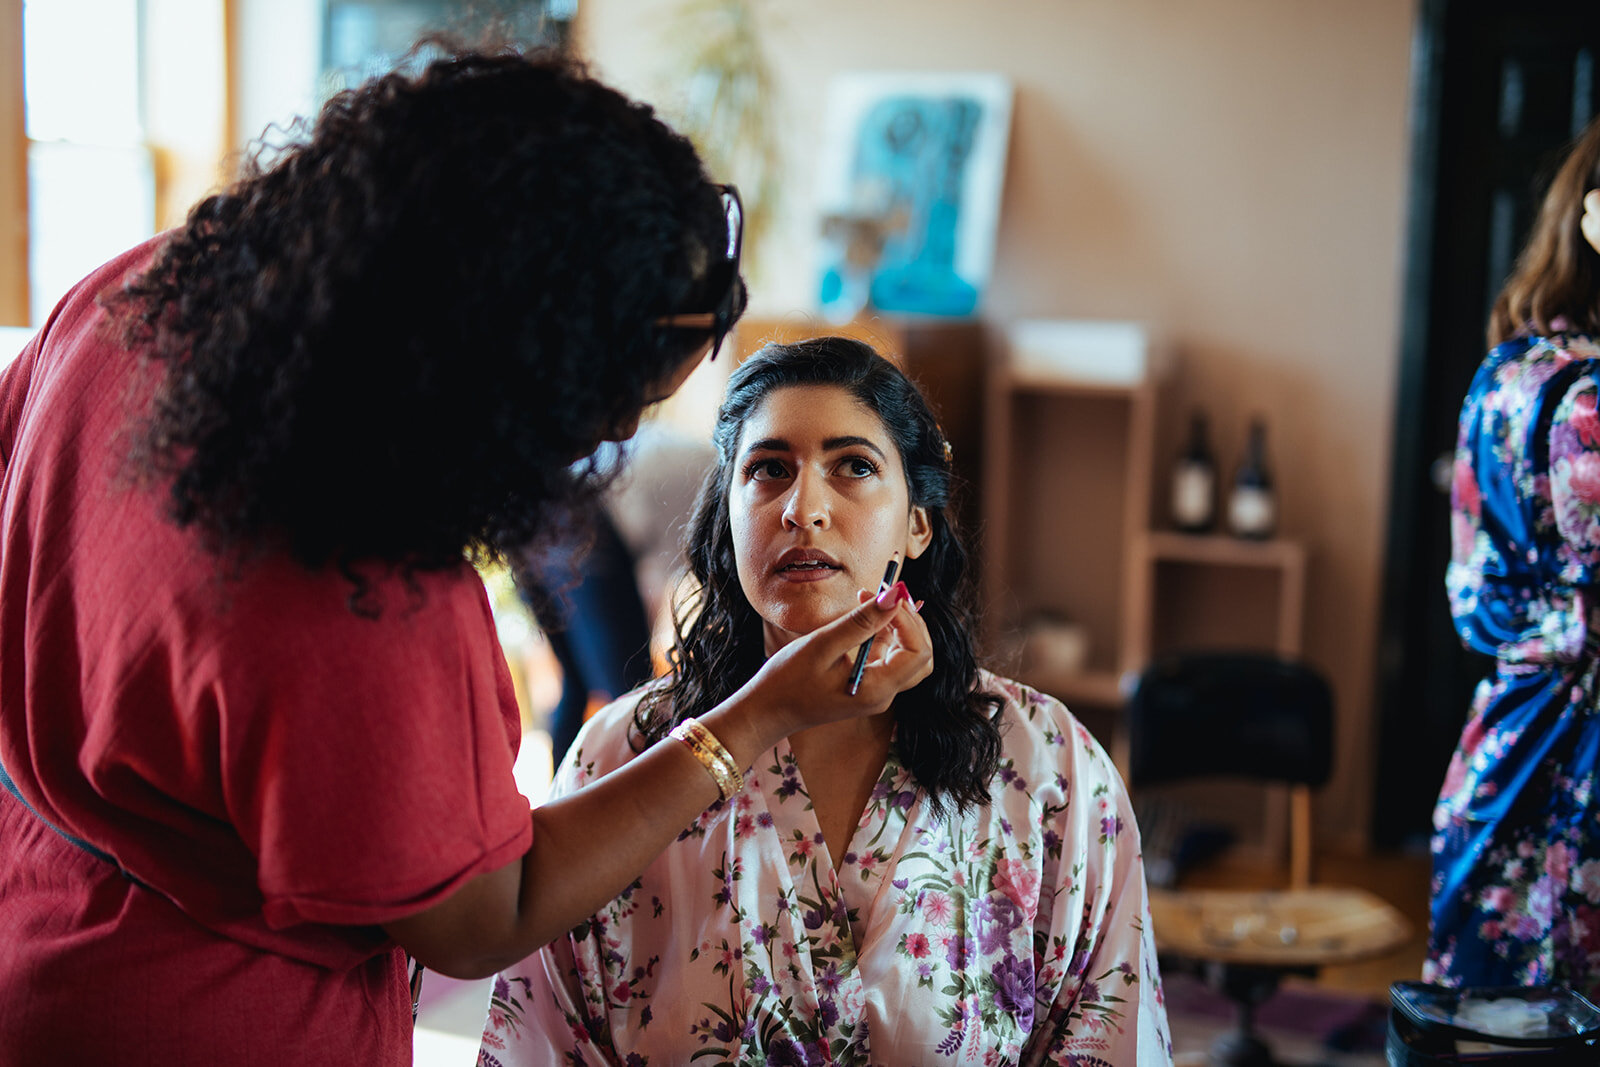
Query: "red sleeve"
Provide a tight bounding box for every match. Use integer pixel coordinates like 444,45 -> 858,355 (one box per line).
208,562 -> 534,929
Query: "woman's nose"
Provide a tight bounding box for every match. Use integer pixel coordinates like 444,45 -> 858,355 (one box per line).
782,473 -> 830,529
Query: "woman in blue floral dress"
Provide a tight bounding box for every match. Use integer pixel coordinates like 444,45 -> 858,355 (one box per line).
481,338 -> 1172,1065
1429,116 -> 1600,995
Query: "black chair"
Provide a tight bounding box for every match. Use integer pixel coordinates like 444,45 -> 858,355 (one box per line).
1129,652 -> 1409,1067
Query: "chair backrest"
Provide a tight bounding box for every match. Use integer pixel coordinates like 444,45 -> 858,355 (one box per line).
1128,651 -> 1333,789
1128,652 -> 1333,887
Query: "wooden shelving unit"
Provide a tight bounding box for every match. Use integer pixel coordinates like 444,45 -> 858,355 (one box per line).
981,357 -> 1155,717
982,332 -> 1308,857
1126,531 -> 1307,669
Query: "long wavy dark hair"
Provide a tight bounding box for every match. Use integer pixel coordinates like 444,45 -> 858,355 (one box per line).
1489,112 -> 1600,348
636,336 -> 1003,815
108,42 -> 741,578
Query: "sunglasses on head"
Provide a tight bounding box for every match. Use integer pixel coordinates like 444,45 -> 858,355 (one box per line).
655,184 -> 746,361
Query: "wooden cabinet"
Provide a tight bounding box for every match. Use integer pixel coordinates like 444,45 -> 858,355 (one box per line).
981,370 -> 1155,715
1128,531 -> 1306,666
981,335 -> 1307,787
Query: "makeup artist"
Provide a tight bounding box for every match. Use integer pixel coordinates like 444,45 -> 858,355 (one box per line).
0,44 -> 928,1064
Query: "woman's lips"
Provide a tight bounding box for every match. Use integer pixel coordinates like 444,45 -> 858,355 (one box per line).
774,550 -> 843,583
775,559 -> 842,583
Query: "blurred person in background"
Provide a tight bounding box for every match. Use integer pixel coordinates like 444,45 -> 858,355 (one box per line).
515,422 -> 716,766
1430,114 -> 1600,996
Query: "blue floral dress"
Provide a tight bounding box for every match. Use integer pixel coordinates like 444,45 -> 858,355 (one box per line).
1429,332 -> 1600,995
479,672 -> 1172,1066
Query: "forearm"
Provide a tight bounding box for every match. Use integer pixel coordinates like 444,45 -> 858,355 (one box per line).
386,593 -> 923,977
514,691 -> 796,935
519,728 -> 732,934
392,692 -> 786,978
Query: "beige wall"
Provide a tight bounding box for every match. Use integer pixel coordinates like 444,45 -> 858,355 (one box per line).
582,0 -> 1417,851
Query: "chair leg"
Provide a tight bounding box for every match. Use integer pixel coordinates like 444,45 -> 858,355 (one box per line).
1205,963 -> 1284,1067
1209,1001 -> 1275,1067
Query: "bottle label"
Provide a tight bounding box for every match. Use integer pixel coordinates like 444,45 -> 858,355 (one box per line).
1171,463 -> 1214,529
1229,487 -> 1276,538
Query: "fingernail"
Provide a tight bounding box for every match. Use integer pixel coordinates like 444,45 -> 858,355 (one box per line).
912,599 -> 924,614
876,580 -> 910,609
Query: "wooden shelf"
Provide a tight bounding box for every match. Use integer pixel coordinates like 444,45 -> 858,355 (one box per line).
1142,531 -> 1307,569
982,370 -> 1153,658
1127,531 -> 1307,669
981,323 -> 1308,862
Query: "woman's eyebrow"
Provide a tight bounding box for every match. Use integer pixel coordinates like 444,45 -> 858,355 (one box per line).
741,437 -> 791,455
740,435 -> 887,460
822,435 -> 887,460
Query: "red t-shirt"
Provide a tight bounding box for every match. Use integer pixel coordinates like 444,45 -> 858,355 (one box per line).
0,239 -> 535,1063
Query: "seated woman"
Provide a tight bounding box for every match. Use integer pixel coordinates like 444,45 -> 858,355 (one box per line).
480,337 -> 1172,1066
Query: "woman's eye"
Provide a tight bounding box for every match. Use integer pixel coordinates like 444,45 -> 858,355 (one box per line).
745,458 -> 788,480
841,456 -> 879,478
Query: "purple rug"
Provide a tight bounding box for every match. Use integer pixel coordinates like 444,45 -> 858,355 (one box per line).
1164,971 -> 1389,1062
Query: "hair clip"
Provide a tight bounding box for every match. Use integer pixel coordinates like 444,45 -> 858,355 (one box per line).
942,440 -> 954,463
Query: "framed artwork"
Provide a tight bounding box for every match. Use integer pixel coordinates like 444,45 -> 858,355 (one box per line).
321,0 -> 573,91
815,72 -> 1013,320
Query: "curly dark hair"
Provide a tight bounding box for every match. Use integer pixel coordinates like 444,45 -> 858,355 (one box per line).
108,42 -> 742,576
635,336 -> 1004,815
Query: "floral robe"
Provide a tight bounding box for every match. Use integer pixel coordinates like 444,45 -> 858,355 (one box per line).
1430,332 -> 1600,996
480,672 -> 1171,1066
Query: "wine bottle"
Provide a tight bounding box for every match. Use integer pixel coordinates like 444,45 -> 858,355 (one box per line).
1170,411 -> 1216,533
1228,418 -> 1277,539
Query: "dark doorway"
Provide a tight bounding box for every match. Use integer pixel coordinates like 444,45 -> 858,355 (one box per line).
1375,0 -> 1599,850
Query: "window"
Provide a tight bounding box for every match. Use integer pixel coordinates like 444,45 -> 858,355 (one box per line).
17,0 -> 226,330
23,0 -> 155,327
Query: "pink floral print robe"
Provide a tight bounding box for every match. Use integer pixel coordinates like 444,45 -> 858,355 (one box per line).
479,672 -> 1172,1066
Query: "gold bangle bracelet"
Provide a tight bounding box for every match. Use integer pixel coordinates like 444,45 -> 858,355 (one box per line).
670,718 -> 744,800
680,722 -> 740,798
673,729 -> 735,799
684,735 -> 736,798
678,719 -> 741,783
